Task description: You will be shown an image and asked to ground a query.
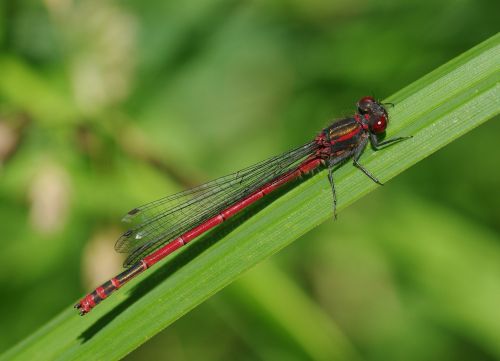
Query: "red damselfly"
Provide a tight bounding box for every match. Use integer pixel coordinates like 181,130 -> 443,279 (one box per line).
75,96 -> 410,315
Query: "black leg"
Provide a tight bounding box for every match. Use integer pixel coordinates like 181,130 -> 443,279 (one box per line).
325,150 -> 354,219
327,158 -> 337,220
353,136 -> 383,185
370,133 -> 412,150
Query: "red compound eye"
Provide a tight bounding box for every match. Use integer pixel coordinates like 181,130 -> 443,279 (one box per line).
370,114 -> 387,133
358,96 -> 375,104
357,96 -> 376,114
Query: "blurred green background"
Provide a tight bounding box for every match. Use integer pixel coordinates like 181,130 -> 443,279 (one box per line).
0,0 -> 499,360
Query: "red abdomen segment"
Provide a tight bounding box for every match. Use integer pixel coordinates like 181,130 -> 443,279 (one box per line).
75,261 -> 147,314
75,157 -> 322,315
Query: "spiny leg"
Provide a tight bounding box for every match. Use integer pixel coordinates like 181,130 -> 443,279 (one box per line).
326,151 -> 354,219
327,159 -> 337,219
370,133 -> 412,150
352,136 -> 383,185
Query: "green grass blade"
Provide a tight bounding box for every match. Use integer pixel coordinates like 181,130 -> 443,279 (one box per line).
220,261 -> 361,361
2,33 -> 499,361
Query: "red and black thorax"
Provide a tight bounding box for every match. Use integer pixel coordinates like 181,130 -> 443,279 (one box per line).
315,114 -> 368,159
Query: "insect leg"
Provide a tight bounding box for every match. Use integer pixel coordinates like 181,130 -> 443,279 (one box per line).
370,133 -> 412,150
326,151 -> 355,219
352,136 -> 383,185
326,158 -> 337,219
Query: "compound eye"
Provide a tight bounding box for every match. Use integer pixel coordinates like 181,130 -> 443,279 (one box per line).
370,114 -> 387,134
357,96 -> 375,113
359,96 -> 375,104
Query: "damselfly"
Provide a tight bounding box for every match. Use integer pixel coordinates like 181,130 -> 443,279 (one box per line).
75,96 -> 410,315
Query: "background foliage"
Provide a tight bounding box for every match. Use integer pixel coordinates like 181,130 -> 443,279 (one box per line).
0,0 -> 498,360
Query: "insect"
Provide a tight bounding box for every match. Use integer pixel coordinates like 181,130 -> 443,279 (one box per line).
75,96 -> 411,315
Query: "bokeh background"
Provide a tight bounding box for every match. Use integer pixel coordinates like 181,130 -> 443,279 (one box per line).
0,0 -> 499,360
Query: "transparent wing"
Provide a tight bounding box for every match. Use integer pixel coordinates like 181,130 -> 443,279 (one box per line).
116,141 -> 319,267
